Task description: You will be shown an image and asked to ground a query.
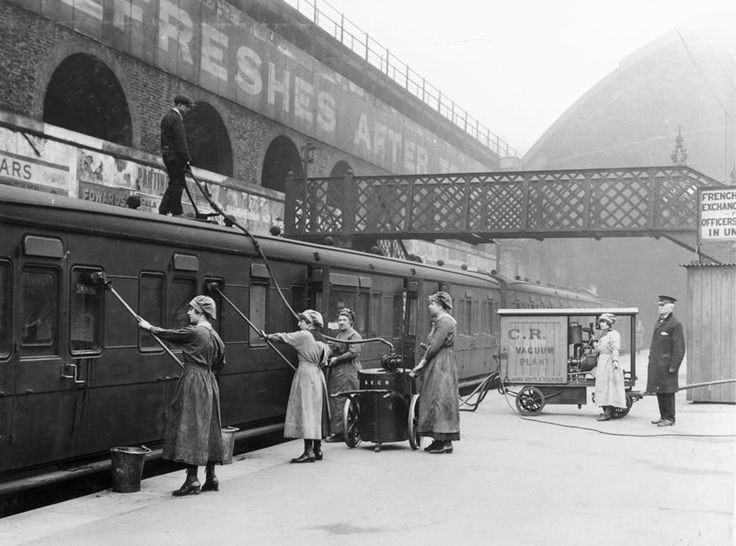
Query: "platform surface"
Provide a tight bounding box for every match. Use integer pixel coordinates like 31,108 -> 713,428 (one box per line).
1,356 -> 734,545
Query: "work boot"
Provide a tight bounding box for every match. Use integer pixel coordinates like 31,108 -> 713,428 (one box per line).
173,465 -> 201,496
291,440 -> 315,463
597,407 -> 612,421
424,439 -> 443,452
202,463 -> 219,492
428,441 -> 453,454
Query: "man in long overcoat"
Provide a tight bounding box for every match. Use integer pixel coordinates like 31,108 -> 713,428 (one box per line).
159,94 -> 193,216
646,295 -> 686,426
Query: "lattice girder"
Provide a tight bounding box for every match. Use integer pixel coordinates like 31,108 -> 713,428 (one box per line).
284,166 -> 720,243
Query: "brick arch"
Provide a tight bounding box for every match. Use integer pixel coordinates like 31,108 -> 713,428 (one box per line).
329,160 -> 353,177
184,101 -> 233,177
42,52 -> 132,146
261,136 -> 303,193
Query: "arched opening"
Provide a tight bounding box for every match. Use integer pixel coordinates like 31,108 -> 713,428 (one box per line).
183,102 -> 233,176
330,160 -> 353,177
328,160 -> 353,197
43,53 -> 132,146
262,136 -> 303,193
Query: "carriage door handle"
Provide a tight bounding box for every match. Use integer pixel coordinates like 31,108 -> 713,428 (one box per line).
61,362 -> 86,385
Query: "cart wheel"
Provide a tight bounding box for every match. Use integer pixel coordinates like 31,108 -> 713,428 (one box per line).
515,386 -> 545,416
611,393 -> 634,419
408,394 -> 421,450
343,396 -> 361,448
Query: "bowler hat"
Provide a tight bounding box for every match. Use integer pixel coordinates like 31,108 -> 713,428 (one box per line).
174,94 -> 194,107
657,295 -> 677,304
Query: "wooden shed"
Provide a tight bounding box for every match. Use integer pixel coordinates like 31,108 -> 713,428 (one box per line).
685,264 -> 736,403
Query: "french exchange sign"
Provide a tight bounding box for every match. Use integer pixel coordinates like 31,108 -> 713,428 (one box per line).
698,187 -> 736,242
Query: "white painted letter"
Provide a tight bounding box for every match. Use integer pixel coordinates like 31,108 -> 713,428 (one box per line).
158,0 -> 194,64
317,92 -> 336,132
236,46 -> 262,96
294,77 -> 314,124
354,114 -> 372,151
268,62 -> 290,113
201,23 -> 228,82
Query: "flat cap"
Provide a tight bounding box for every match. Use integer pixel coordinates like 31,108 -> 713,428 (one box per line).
174,94 -> 194,106
657,295 -> 677,304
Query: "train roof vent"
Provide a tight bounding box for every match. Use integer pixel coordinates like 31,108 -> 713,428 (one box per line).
251,263 -> 270,279
330,273 -> 359,287
172,252 -> 199,272
23,235 -> 64,258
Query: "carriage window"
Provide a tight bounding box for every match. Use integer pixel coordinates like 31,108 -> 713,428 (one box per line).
0,262 -> 11,358
463,299 -> 472,335
204,277 -> 224,336
21,268 -> 59,353
380,295 -> 393,337
249,284 -> 267,346
70,267 -> 103,354
406,295 -> 417,336
392,294 -> 403,337
170,278 -> 196,327
139,273 -> 165,350
471,301 -> 480,335
329,290 -> 356,321
291,286 -> 306,312
356,293 -> 369,335
369,293 -> 381,337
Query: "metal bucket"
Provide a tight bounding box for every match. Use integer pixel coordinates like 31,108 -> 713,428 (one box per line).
110,446 -> 151,493
221,426 -> 239,465
357,369 -> 413,443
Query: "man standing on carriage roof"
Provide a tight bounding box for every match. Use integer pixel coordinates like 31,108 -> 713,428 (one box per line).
159,94 -> 193,216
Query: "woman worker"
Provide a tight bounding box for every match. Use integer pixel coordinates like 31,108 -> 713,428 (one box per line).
263,310 -> 331,463
325,308 -> 363,442
409,291 -> 460,454
593,312 -> 627,421
138,295 -> 225,496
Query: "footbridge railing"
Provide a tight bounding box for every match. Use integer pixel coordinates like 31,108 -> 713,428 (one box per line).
284,166 -> 721,253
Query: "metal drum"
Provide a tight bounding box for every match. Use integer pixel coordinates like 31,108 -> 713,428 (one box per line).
356,368 -> 412,443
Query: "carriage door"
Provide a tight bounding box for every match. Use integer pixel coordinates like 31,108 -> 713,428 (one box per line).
401,280 -> 419,365
12,235 -> 80,467
0,260 -> 12,468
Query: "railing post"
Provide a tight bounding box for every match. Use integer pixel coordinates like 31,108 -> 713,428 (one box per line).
342,170 -> 356,247
284,171 -> 297,235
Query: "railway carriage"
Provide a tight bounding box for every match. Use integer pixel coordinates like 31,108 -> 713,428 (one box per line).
0,185 -> 605,486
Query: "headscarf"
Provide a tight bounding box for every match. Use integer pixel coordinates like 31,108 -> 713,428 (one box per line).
599,312 -> 616,326
337,308 -> 356,324
430,291 -> 453,311
300,309 -> 324,328
189,295 -> 216,319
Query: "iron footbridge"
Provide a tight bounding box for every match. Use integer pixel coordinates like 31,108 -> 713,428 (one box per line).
284,166 -> 724,259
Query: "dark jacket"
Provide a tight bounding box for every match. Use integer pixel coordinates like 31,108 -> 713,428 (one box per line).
160,108 -> 190,162
646,313 -> 686,394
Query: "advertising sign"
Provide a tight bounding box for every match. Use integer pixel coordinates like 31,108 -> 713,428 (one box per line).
12,0 -> 489,173
500,315 -> 567,384
698,187 -> 736,242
